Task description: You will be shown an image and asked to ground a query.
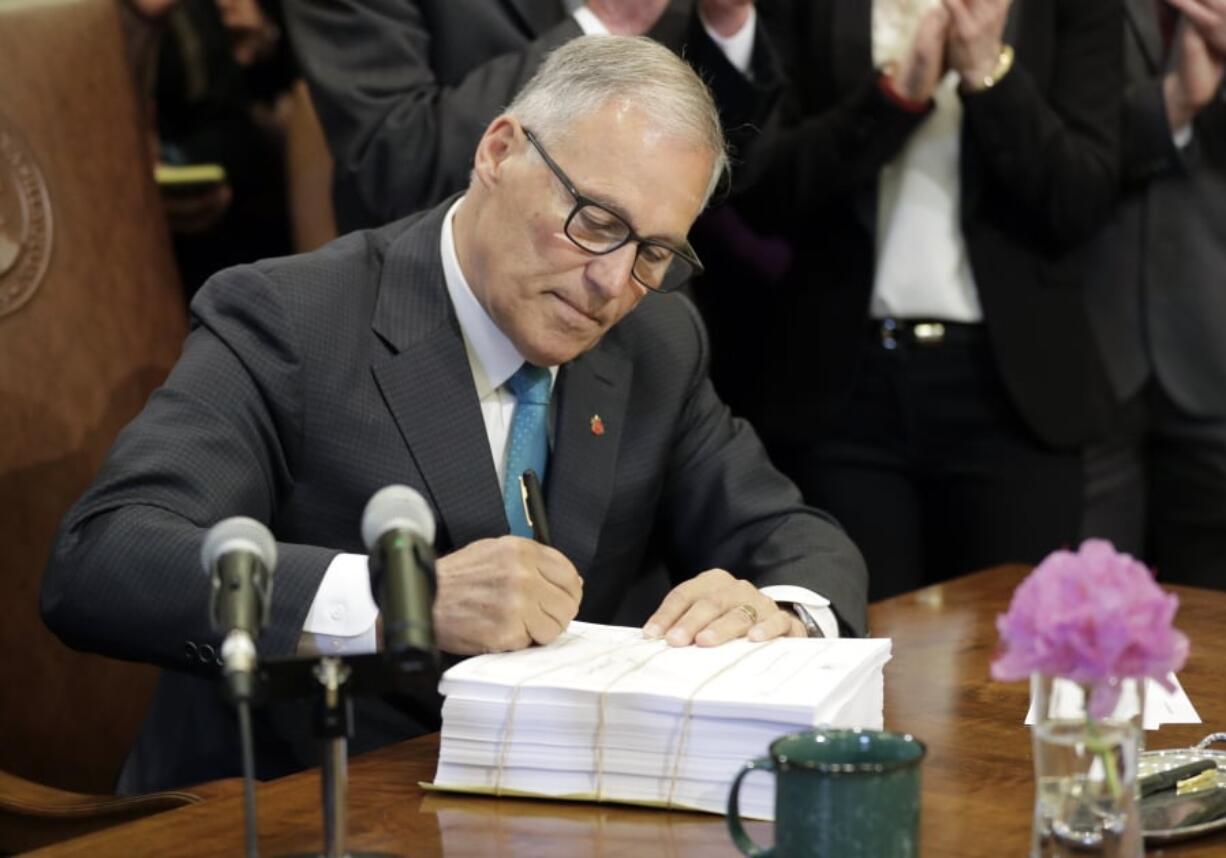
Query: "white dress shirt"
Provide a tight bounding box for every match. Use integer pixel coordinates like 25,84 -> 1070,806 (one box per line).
869,0 -> 982,322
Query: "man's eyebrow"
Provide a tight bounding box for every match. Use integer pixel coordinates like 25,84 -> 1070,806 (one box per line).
585,189 -> 688,248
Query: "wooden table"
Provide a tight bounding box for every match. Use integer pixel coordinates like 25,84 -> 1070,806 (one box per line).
30,566 -> 1226,857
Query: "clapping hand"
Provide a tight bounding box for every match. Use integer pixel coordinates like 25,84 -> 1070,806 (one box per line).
642,569 -> 805,647
1164,15 -> 1226,129
1167,0 -> 1226,55
887,4 -> 952,104
943,0 -> 1013,91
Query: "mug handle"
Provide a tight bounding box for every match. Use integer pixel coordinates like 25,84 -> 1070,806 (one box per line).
727,755 -> 775,857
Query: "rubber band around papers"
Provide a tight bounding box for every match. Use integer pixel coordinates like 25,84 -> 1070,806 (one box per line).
488,632 -> 782,808
489,636 -> 660,795
592,646 -> 670,802
662,640 -> 780,809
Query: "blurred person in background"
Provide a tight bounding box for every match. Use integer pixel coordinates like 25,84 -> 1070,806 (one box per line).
284,0 -> 777,233
701,0 -> 1124,601
123,0 -> 297,299
1083,1 -> 1226,588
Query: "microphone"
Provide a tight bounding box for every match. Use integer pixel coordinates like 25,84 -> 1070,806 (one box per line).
361,485 -> 438,658
201,517 -> 277,702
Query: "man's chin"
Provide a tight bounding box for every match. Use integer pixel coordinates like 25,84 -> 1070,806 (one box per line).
519,334 -> 600,367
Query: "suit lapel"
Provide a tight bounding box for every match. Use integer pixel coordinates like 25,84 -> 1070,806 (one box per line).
370,203 -> 507,551
502,0 -> 562,37
546,343 -> 632,576
1125,0 -> 1164,72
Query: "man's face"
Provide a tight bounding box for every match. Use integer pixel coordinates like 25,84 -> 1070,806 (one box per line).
465,103 -> 714,367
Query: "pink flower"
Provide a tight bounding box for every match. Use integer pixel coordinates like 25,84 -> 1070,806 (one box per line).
990,539 -> 1189,719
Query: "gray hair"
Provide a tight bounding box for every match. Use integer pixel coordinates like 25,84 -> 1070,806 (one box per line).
505,35 -> 729,206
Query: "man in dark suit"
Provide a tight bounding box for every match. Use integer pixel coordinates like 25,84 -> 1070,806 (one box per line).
698,0 -> 1123,600
284,0 -> 773,233
1083,2 -> 1226,586
41,36 -> 866,792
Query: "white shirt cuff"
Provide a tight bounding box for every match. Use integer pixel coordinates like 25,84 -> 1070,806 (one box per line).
300,625 -> 378,656
759,584 -> 841,639
1173,123 -> 1194,149
573,6 -> 609,35
699,5 -> 756,77
303,552 -> 379,635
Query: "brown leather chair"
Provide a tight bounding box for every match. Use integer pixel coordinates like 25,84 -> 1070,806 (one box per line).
0,0 -> 200,849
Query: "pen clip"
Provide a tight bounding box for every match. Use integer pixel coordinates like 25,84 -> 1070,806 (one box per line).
519,474 -> 535,529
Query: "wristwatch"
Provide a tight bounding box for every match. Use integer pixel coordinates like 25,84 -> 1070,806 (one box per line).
972,43 -> 1015,92
789,603 -> 825,638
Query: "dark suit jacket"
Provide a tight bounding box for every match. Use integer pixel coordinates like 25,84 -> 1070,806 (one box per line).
708,0 -> 1122,449
1086,0 -> 1226,417
285,0 -> 781,232
41,198 -> 867,791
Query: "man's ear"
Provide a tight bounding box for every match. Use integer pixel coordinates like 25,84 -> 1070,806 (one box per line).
471,116 -> 521,189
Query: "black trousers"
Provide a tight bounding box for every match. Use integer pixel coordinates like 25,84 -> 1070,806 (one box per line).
1083,381 -> 1226,589
770,323 -> 1082,603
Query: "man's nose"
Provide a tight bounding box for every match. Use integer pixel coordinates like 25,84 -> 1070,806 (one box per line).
584,242 -> 640,302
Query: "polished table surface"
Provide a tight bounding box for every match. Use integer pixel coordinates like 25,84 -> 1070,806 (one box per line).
30,566 -> 1226,856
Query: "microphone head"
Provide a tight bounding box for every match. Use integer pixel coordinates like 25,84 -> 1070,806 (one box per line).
200,516 -> 278,576
362,485 -> 436,551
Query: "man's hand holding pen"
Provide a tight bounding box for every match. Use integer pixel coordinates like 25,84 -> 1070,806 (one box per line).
433,537 -> 582,655
433,469 -> 801,656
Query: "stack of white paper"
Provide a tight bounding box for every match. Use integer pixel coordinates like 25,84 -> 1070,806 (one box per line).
429,622 -> 892,819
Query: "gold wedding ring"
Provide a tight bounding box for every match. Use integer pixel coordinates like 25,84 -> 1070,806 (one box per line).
737,603 -> 759,625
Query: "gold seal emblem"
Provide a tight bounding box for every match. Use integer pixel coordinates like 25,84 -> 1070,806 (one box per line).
0,111 -> 53,319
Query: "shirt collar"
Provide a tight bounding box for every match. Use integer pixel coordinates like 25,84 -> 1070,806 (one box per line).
440,197 -> 557,397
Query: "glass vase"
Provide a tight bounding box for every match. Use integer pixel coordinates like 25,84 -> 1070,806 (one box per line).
1030,673 -> 1145,858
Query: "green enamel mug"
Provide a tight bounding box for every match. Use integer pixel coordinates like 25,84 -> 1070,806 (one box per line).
727,728 -> 926,858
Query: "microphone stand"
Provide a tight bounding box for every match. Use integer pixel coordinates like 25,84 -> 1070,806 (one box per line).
255,648 -> 439,858
236,695 -> 261,858
315,657 -> 353,858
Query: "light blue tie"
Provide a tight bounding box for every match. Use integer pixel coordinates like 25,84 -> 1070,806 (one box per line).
503,363 -> 552,537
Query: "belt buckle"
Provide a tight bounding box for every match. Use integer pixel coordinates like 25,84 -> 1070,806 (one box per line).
912,322 -> 946,345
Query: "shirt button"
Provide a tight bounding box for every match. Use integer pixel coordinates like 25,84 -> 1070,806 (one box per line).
330,605 -> 345,622
184,641 -> 198,661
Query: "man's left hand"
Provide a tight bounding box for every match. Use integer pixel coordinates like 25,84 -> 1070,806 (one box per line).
643,569 -> 805,646
943,0 -> 1013,91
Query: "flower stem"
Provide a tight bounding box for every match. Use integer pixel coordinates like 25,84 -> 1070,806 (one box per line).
1085,714 -> 1122,799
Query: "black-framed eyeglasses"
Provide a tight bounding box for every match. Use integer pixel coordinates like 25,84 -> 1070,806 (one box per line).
523,128 -> 704,294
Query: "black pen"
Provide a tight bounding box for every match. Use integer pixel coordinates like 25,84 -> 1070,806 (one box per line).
519,468 -> 552,547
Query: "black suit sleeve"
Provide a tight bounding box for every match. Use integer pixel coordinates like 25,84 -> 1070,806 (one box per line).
41,267 -> 336,671
1119,76 -> 1188,183
655,298 -> 869,636
960,0 -> 1122,244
